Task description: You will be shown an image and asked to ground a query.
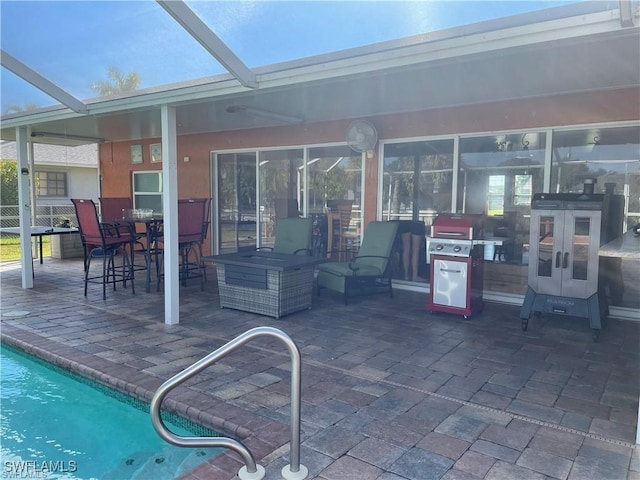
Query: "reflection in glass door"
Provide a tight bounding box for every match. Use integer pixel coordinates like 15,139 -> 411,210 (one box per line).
381,139 -> 454,282
307,146 -> 363,258
216,152 -> 257,253
536,215 -> 554,278
258,149 -> 304,249
571,216 -> 591,281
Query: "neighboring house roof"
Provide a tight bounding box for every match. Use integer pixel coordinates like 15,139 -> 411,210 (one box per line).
0,141 -> 97,168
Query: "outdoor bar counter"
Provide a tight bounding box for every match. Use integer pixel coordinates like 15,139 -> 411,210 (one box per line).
598,229 -> 640,259
599,230 -> 640,445
209,251 -> 325,319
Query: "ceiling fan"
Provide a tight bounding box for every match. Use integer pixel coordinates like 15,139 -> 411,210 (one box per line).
346,120 -> 378,157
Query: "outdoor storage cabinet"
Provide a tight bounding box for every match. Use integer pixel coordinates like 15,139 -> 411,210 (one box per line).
51,232 -> 83,259
519,191 -> 620,341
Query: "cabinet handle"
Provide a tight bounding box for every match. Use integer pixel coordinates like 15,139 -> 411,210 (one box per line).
555,252 -> 561,268
563,252 -> 569,268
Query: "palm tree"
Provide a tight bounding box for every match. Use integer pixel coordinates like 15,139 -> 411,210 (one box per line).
91,67 -> 140,96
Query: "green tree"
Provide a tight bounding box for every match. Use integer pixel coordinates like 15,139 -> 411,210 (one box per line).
91,67 -> 140,96
0,159 -> 19,205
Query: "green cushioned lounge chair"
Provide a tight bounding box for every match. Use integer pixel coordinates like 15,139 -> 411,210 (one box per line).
260,217 -> 313,255
317,220 -> 399,304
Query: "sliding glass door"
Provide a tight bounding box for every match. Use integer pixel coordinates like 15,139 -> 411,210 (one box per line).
216,152 -> 257,253
213,146 -> 363,256
258,149 -> 304,249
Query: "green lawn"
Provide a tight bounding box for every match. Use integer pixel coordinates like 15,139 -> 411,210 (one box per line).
0,235 -> 51,262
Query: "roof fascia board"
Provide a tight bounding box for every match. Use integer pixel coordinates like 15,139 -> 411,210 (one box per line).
0,50 -> 88,114
34,163 -> 98,169
0,108 -> 92,130
250,2 -> 619,74
157,0 -> 257,88
257,10 -> 630,84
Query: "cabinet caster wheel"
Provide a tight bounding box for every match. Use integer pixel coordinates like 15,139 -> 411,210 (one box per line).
463,315 -> 470,320
592,330 -> 600,342
521,319 -> 528,332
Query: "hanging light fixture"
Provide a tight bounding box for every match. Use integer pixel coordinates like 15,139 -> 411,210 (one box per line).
31,132 -> 104,144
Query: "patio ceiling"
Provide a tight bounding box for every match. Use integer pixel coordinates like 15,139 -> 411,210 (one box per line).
1,1 -> 638,145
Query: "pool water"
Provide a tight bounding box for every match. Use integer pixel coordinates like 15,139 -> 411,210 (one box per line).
0,347 -> 221,480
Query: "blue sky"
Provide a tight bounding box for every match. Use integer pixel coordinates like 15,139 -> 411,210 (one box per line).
1,1 -> 579,112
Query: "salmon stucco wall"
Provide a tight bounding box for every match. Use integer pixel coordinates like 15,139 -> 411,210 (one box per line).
99,87 -> 639,244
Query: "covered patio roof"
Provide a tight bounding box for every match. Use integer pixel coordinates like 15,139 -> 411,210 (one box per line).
1,1 -> 638,326
1,1 -> 638,144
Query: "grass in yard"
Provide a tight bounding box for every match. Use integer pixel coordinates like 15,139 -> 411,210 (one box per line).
0,235 -> 51,262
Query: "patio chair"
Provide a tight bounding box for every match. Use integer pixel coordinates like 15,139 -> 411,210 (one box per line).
99,196 -> 156,278
200,197 -> 212,281
157,198 -> 210,291
316,220 -> 399,304
71,198 -> 136,300
258,217 -> 313,255
99,197 -> 131,223
326,199 -> 355,261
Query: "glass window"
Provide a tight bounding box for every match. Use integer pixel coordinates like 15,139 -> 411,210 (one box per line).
551,125 -> 640,229
514,174 -> 533,206
214,146 -> 362,256
381,139 -> 453,282
459,132 -> 545,267
572,216 -> 591,281
537,216 -> 555,278
306,146 -> 362,213
216,152 -> 257,253
487,175 -> 506,215
36,171 -> 67,197
307,145 -> 362,258
258,149 -> 303,248
382,139 -> 453,225
132,171 -> 162,213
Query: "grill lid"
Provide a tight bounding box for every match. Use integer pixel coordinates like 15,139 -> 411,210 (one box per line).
431,213 -> 484,240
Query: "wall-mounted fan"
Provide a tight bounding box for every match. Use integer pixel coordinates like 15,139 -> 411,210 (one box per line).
346,120 -> 378,157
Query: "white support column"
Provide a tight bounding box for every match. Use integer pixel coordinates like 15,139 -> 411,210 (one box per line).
16,127 -> 34,287
161,105 -> 180,325
637,399 -> 640,444
28,140 -> 37,261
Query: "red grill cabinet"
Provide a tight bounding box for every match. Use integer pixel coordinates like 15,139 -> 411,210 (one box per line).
426,214 -> 485,319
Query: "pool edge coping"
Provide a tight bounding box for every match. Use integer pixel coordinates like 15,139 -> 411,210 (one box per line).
0,326 -> 292,478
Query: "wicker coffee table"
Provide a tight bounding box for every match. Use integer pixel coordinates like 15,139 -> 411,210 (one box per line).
208,251 -> 326,319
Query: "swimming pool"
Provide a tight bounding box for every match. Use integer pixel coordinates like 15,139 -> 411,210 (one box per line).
0,346 -> 221,480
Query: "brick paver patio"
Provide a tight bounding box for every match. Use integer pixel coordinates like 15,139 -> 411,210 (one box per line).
1,258 -> 638,479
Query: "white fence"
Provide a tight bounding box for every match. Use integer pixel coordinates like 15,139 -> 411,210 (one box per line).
0,205 -> 78,228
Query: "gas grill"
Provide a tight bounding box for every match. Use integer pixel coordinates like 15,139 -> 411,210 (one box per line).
426,214 -> 485,319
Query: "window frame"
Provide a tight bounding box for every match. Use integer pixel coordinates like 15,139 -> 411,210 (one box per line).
35,170 -> 67,197
132,171 -> 163,213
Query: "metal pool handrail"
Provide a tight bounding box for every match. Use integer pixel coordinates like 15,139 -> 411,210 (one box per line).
150,326 -> 308,480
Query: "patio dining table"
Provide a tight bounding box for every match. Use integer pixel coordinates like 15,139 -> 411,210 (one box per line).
0,226 -> 78,264
119,215 -> 163,292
